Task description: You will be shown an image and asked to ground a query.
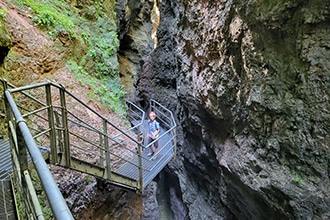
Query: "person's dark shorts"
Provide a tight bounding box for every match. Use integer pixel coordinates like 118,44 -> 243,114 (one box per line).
148,137 -> 159,148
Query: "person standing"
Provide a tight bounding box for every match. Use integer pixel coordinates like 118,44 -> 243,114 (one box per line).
147,111 -> 160,156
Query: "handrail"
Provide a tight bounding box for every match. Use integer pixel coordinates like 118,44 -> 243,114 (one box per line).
4,89 -> 74,220
1,78 -> 177,218
2,79 -> 144,218
146,99 -> 177,148
11,80 -> 145,169
7,81 -> 146,167
150,99 -> 177,127
8,82 -> 143,146
144,124 -> 176,149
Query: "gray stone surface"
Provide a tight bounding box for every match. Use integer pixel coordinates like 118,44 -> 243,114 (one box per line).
132,0 -> 330,219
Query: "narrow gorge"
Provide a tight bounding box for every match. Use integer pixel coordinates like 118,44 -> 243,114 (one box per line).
0,0 -> 329,219
118,0 -> 330,219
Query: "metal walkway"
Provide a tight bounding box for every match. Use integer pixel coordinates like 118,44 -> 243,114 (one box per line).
1,79 -> 177,219
0,139 -> 12,180
116,121 -> 174,188
0,139 -> 17,220
0,139 -> 51,220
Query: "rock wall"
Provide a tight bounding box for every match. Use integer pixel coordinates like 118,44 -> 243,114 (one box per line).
132,0 -> 330,219
116,0 -> 155,100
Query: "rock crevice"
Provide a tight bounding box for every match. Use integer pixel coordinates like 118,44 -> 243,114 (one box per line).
127,0 -> 330,219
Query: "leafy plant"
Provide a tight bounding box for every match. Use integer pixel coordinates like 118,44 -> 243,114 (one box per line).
294,177 -> 303,184
81,17 -> 119,78
103,77 -> 127,114
0,9 -> 7,21
14,0 -> 76,39
12,0 -> 122,113
67,61 -> 126,115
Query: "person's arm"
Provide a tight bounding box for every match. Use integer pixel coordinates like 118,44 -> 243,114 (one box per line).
153,128 -> 160,138
153,122 -> 160,138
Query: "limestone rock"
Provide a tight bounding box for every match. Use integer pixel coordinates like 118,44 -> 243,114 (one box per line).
134,0 -> 330,219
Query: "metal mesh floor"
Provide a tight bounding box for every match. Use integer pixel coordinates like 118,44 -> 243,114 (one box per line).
0,140 -> 12,181
0,140 -> 17,220
115,122 -> 174,188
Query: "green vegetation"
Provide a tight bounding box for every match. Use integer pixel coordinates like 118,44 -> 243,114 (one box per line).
10,0 -> 125,114
11,0 -> 75,38
68,60 -> 126,115
14,169 -> 54,219
14,189 -> 23,219
294,177 -> 303,185
30,169 -> 54,219
0,9 -> 7,21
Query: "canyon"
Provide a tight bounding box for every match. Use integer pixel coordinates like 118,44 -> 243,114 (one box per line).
0,0 -> 329,219
119,0 -> 330,219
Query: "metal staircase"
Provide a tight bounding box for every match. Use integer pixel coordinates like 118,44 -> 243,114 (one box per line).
0,139 -> 17,220
1,79 -> 177,219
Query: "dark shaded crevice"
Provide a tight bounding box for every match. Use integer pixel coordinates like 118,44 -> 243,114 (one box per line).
158,168 -> 190,220
221,165 -> 293,220
0,46 -> 10,65
119,34 -> 135,51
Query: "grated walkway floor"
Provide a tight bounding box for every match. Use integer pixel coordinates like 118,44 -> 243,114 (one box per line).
0,139 -> 13,181
0,139 -> 17,220
0,139 -> 49,220
116,120 -> 175,188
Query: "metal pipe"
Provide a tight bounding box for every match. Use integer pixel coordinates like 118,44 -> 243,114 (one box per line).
21,106 -> 49,118
54,83 -> 143,145
32,128 -> 51,139
5,90 -> 74,220
60,88 -> 71,167
46,84 -> 57,164
151,99 -> 177,126
8,81 -> 50,93
137,142 -> 143,192
24,170 -> 45,220
103,120 -> 111,179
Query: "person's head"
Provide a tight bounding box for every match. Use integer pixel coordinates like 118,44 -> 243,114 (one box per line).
149,111 -> 156,120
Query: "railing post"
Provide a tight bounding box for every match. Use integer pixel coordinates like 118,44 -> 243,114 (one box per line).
60,87 -> 71,167
98,133 -> 104,167
3,79 -> 10,135
137,125 -> 143,143
16,125 -> 28,169
5,90 -> 74,219
2,78 -> 8,95
24,170 -> 45,220
54,111 -> 64,153
173,127 -> 177,160
16,122 -> 31,218
2,79 -> 8,131
137,142 -> 143,192
46,84 -> 58,164
103,120 -> 111,179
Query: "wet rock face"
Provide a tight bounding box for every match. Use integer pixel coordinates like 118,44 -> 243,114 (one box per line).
135,0 -> 330,219
116,0 -> 155,100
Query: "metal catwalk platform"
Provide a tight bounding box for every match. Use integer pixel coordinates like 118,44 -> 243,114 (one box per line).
1,79 -> 177,218
0,139 -> 13,181
0,139 -> 16,220
115,122 -> 174,188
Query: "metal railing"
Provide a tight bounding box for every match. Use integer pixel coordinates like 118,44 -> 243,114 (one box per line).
3,81 -> 74,220
1,79 -> 177,219
147,99 -> 177,160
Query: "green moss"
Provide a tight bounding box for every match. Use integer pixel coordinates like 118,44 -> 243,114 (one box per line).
0,9 -> 7,21
10,0 -> 124,113
294,177 -> 303,185
68,60 -> 127,115
0,12 -> 12,48
11,0 -> 119,75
